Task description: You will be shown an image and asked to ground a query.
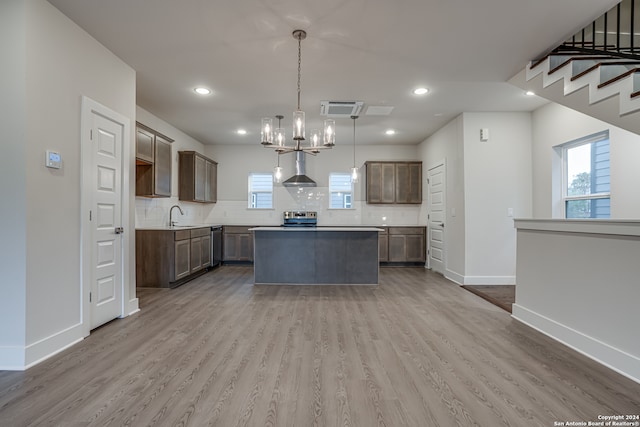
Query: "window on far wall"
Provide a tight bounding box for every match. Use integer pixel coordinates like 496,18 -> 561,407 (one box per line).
561,131 -> 610,219
329,173 -> 353,209
248,173 -> 273,209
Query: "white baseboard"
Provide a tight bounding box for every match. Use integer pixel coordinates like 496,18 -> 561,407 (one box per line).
1,323 -> 84,370
463,276 -> 515,285
127,298 -> 140,316
442,271 -> 515,286
512,304 -> 640,384
444,269 -> 464,285
24,322 -> 84,369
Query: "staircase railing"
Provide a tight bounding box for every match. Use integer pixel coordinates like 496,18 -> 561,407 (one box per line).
543,0 -> 640,61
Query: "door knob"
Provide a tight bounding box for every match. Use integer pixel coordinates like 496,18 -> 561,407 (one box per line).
115,227 -> 124,234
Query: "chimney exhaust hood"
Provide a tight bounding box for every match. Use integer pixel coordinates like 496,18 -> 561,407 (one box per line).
283,151 -> 316,187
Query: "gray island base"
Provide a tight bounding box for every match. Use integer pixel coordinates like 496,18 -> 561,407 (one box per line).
251,227 -> 383,285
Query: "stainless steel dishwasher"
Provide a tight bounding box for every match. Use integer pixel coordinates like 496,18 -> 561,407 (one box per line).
210,226 -> 223,268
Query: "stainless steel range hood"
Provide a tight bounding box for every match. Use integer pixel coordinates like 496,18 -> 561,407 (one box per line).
283,151 -> 316,187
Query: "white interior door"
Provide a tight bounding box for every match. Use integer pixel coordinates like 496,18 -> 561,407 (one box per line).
428,163 -> 446,275
89,111 -> 124,329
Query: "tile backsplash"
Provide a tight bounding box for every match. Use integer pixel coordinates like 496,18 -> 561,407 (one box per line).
136,186 -> 426,228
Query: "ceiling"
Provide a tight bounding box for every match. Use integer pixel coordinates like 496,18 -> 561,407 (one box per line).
47,0 -> 618,146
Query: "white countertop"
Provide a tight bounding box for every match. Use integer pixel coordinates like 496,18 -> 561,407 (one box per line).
250,227 -> 384,232
136,224 -> 222,231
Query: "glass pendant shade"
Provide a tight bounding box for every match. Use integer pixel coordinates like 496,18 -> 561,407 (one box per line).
323,119 -> 335,146
310,129 -> 321,148
293,110 -> 305,140
261,118 -> 273,145
275,128 -> 286,147
351,166 -> 359,183
274,166 -> 283,183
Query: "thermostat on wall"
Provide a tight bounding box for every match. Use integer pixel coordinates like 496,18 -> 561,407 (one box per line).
45,150 -> 62,169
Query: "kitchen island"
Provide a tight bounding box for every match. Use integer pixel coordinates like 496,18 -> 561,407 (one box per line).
251,227 -> 382,285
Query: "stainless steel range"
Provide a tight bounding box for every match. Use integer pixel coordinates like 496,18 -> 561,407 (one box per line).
283,211 -> 317,227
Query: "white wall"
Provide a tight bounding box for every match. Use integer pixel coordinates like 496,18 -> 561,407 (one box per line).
199,144 -> 423,226
134,134 -> 424,228
532,103 -> 640,219
418,116 -> 466,282
514,220 -> 640,383
134,107 -> 209,227
417,113 -> 532,285
462,112 -> 532,283
0,0 -> 137,369
0,0 -> 28,367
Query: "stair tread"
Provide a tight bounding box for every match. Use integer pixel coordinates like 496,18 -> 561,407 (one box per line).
597,68 -> 640,89
530,53 -> 616,71
571,61 -> 640,81
548,56 -> 628,75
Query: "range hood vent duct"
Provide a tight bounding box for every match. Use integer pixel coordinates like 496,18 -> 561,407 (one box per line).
283,151 -> 316,187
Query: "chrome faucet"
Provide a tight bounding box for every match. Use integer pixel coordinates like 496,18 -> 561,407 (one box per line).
169,205 -> 184,227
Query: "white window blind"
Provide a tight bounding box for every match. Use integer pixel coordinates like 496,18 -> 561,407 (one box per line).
248,173 -> 273,209
329,173 -> 353,209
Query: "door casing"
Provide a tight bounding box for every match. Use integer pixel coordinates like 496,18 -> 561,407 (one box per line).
80,96 -> 132,336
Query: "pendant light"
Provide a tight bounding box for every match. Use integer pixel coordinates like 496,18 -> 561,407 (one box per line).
351,115 -> 359,183
260,30 -> 335,154
274,152 -> 283,183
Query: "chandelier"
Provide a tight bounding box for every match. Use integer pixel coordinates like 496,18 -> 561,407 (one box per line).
260,30 -> 335,155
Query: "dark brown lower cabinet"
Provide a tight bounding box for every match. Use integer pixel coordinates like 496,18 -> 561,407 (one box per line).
384,226 -> 426,264
174,236 -> 191,281
222,226 -> 254,262
378,229 -> 389,262
136,227 -> 211,288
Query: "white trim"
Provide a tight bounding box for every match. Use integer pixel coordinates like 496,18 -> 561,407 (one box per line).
127,299 -> 140,316
463,276 -> 515,285
25,323 -> 84,369
444,269 -> 464,285
0,323 -> 85,370
80,96 -> 132,337
426,159 -> 447,273
514,218 -> 640,236
557,130 -> 610,218
512,304 -> 640,384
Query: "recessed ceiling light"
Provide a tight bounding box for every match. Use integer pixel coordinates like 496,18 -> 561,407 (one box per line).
413,87 -> 429,95
385,129 -> 396,135
194,87 -> 212,95
525,90 -> 536,96
237,129 -> 247,135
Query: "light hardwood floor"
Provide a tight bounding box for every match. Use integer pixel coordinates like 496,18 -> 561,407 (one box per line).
1,266 -> 638,426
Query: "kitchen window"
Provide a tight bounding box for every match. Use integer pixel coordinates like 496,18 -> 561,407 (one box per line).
329,173 -> 353,209
248,173 -> 273,209
560,131 -> 610,218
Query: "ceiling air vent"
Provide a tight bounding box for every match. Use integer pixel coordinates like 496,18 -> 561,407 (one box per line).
320,101 -> 364,117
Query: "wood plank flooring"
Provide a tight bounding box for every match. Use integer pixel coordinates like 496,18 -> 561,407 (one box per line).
462,285 -> 515,313
0,266 -> 638,426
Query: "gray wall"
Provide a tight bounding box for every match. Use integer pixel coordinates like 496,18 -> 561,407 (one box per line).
0,0 -> 28,363
532,103 -> 640,219
417,112 -> 533,285
0,0 -> 136,369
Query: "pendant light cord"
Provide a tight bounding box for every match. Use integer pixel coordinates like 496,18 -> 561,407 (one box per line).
352,115 -> 358,168
296,33 -> 302,111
